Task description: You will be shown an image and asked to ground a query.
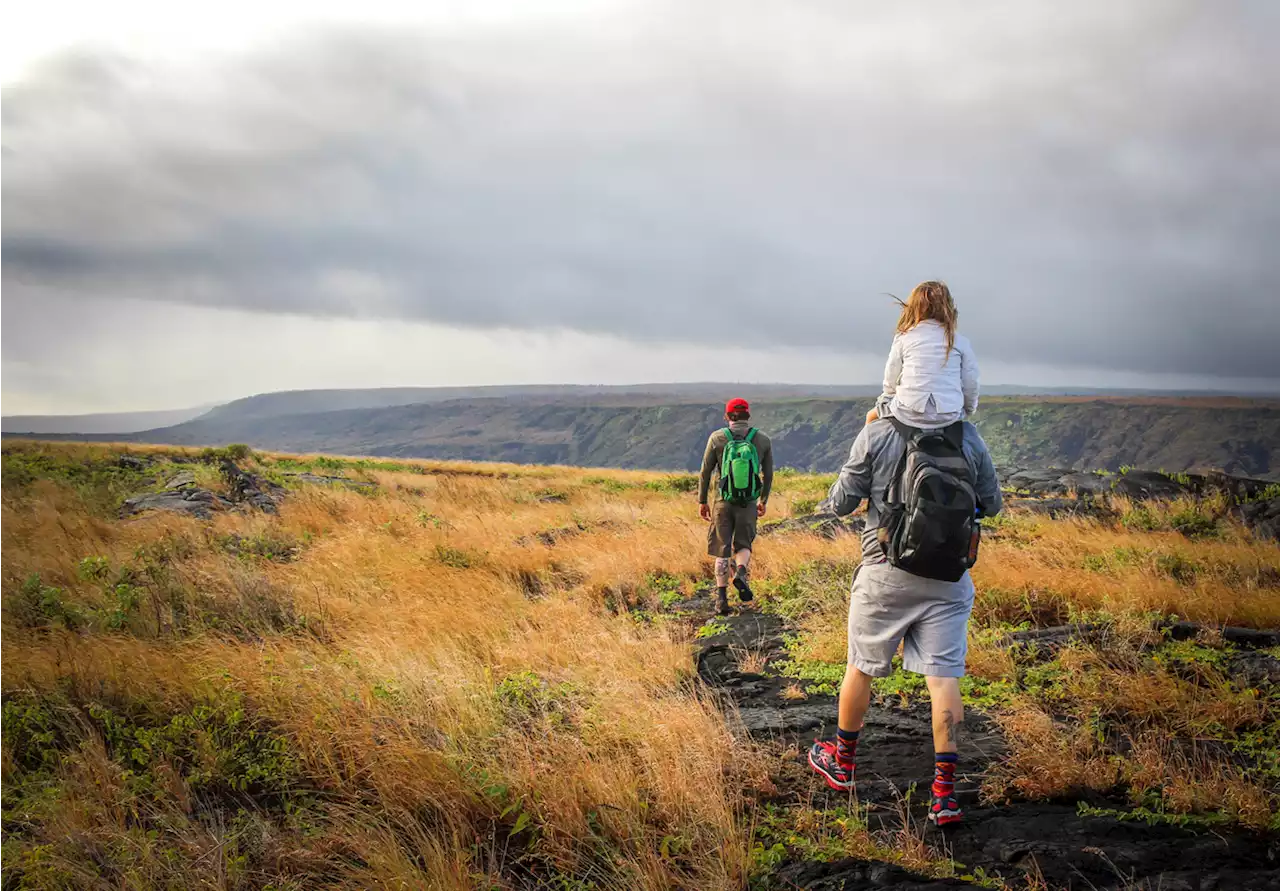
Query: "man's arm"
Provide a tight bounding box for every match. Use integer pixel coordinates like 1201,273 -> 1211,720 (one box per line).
824,427 -> 874,516
698,433 -> 719,504
967,427 -> 1003,518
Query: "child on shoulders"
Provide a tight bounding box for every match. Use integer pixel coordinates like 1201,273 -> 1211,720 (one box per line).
866,281 -> 979,430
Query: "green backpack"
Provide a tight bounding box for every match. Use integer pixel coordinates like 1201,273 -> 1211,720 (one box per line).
719,428 -> 763,505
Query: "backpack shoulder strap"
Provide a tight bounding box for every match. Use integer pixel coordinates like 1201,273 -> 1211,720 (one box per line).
745,428 -> 757,443
887,418 -> 919,442
882,419 -> 917,503
721,427 -> 733,441
941,421 -> 964,451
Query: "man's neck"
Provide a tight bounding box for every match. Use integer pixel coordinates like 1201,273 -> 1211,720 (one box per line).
728,420 -> 751,437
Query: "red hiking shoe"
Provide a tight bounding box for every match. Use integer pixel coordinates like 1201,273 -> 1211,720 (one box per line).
807,740 -> 854,791
928,793 -> 963,826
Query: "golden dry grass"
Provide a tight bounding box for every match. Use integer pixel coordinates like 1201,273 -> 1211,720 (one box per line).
2,444 -> 771,889
3,440 -> 1279,888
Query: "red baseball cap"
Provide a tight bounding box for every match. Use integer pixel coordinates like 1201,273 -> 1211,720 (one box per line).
725,398 -> 750,414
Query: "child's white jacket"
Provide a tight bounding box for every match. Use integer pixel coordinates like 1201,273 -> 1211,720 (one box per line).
881,320 -> 980,422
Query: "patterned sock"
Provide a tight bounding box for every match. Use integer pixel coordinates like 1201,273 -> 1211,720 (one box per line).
932,752 -> 958,798
835,728 -> 859,768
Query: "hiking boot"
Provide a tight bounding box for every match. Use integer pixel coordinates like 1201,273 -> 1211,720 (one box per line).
715,587 -> 731,616
807,740 -> 854,791
732,565 -> 753,602
927,794 -> 963,827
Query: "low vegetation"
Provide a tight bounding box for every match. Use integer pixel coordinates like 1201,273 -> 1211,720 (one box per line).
3,440 -> 1278,888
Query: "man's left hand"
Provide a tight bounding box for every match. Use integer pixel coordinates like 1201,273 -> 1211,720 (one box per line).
757,502 -> 767,517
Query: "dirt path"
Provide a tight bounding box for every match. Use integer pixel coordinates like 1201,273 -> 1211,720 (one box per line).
686,599 -> 1280,891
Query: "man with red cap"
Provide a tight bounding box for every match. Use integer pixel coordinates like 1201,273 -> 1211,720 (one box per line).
698,398 -> 774,615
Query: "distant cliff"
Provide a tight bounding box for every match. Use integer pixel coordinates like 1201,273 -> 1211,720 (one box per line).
13,395 -> 1277,479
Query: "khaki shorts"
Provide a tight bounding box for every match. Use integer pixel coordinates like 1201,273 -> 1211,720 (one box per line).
707,500 -> 758,558
847,562 -> 974,678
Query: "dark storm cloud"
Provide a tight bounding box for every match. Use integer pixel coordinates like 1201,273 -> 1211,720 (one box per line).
4,1 -> 1279,380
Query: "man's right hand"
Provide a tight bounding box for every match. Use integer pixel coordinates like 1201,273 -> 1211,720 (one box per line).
699,503 -> 711,521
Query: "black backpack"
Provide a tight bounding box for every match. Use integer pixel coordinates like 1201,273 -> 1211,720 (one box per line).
876,420 -> 980,582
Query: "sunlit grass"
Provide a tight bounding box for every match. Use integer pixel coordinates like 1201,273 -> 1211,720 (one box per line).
4,440 -> 1279,887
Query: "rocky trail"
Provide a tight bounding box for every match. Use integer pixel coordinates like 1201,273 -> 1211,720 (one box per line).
681,597 -> 1280,891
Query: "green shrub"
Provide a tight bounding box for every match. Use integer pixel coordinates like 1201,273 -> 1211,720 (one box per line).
218,530 -> 299,562
6,574 -> 85,631
1,446 -> 153,515
531,487 -> 569,503
640,572 -> 686,609
89,694 -> 302,803
64,559 -> 146,632
755,560 -> 856,621
790,497 -> 820,516
199,444 -> 254,463
776,640 -> 845,696
696,619 -> 731,639
583,476 -> 635,493
644,475 -> 699,494
1245,483 -> 1280,504
2,695 -> 78,771
1168,508 -> 1219,539
415,510 -> 450,529
1154,552 -> 1201,583
495,671 -> 582,726
1081,546 -> 1150,574
1150,639 -> 1231,670
873,664 -> 928,703
434,544 -> 476,569
1121,506 -> 1161,532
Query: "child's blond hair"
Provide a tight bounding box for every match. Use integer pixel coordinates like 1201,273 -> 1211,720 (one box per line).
895,281 -> 958,354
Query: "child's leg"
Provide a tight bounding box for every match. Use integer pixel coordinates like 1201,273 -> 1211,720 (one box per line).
866,394 -> 894,425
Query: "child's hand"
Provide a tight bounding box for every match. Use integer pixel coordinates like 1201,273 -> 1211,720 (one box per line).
756,502 -> 767,518
699,503 -> 711,521
865,408 -> 879,425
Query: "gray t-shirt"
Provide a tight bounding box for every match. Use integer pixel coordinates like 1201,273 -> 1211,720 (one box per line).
825,419 -> 1003,566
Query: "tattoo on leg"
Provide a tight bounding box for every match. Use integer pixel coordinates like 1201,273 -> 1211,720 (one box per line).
941,709 -> 960,743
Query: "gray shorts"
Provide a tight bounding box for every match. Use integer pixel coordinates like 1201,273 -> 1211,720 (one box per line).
846,562 -> 974,678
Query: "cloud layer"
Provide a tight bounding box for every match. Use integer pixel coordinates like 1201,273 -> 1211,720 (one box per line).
4,0 -> 1279,393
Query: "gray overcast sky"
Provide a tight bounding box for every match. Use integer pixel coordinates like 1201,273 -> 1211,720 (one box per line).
3,0 -> 1279,413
